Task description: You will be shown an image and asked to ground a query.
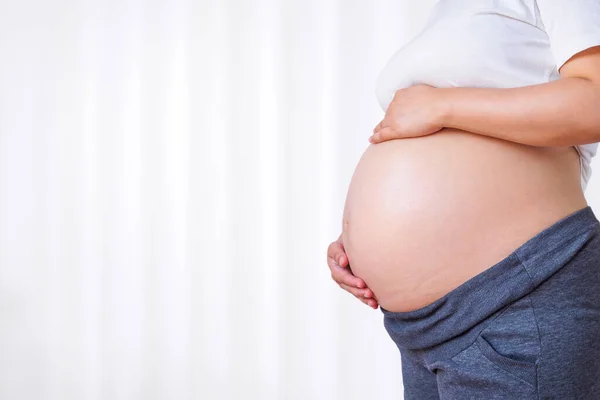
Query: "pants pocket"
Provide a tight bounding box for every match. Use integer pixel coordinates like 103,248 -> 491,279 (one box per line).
436,295 -> 540,398
475,332 -> 537,387
475,294 -> 540,388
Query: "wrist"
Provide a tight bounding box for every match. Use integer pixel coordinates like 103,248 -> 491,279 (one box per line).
434,87 -> 454,128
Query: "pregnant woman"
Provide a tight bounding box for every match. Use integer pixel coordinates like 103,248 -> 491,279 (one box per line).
327,1 -> 600,398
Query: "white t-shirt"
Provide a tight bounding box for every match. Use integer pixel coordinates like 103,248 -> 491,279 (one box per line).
375,0 -> 600,192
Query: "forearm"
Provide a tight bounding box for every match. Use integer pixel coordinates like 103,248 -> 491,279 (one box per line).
437,77 -> 600,147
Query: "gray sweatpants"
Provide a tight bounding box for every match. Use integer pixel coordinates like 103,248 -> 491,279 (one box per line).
380,205 -> 600,399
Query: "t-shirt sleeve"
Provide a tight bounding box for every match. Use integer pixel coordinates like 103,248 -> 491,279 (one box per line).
535,0 -> 600,71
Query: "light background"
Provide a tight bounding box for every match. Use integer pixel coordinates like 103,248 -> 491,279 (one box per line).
1,0 -> 599,399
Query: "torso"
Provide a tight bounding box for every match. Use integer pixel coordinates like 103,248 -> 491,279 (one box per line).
340,0 -> 594,313
341,129 -> 587,312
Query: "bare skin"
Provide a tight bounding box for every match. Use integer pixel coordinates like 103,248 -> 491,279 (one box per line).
327,233 -> 379,309
327,47 -> 600,312
339,129 -> 586,312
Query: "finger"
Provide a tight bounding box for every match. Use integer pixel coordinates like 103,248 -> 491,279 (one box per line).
344,268 -> 366,288
358,294 -> 379,309
327,240 -> 343,259
373,120 -> 383,134
328,259 -> 366,288
340,281 -> 374,298
364,297 -> 378,307
327,241 -> 348,267
340,282 -> 372,298
359,297 -> 373,307
374,120 -> 382,133
373,118 -> 391,134
327,251 -> 346,270
337,253 -> 348,268
359,287 -> 375,298
369,126 -> 395,144
334,239 -> 348,267
336,265 -> 366,288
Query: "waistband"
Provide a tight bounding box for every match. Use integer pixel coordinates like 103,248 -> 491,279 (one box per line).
380,205 -> 600,352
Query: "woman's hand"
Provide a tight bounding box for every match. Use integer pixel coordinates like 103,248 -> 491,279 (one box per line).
327,233 -> 379,309
369,84 -> 446,144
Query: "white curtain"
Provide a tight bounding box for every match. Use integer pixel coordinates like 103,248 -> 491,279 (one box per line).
1,1 -> 599,399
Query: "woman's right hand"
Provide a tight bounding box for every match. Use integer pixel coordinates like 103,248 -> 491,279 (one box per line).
327,233 -> 379,309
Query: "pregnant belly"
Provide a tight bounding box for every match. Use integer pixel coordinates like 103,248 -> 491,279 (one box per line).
341,128 -> 587,312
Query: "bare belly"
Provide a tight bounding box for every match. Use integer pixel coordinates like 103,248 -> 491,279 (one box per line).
341,128 -> 587,312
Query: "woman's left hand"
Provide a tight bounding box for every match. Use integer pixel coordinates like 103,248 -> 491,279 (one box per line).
369,84 -> 445,144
